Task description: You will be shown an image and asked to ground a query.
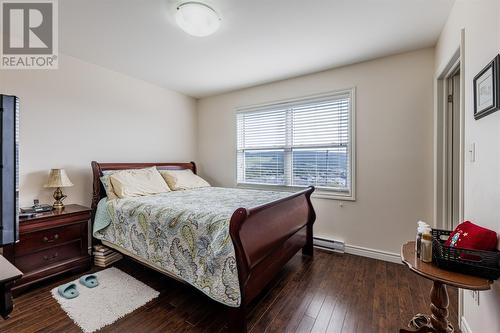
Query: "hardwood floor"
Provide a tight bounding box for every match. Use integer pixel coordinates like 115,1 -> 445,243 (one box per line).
0,249 -> 460,333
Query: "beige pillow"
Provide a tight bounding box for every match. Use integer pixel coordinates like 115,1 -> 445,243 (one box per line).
159,169 -> 210,191
110,167 -> 170,198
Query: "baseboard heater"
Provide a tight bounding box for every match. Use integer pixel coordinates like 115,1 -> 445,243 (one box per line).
313,237 -> 345,253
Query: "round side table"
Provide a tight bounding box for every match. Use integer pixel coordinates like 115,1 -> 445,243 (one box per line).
399,241 -> 492,333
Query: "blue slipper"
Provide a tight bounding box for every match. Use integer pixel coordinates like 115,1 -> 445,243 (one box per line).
58,283 -> 79,299
79,274 -> 99,288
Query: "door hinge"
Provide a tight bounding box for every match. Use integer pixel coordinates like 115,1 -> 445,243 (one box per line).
448,95 -> 453,102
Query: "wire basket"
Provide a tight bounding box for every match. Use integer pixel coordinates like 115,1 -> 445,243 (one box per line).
432,228 -> 500,280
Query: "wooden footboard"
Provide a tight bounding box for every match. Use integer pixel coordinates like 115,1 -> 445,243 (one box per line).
228,186 -> 316,333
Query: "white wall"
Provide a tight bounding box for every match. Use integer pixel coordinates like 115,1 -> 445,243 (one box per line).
197,48 -> 435,255
0,54 -> 197,207
435,1 -> 500,332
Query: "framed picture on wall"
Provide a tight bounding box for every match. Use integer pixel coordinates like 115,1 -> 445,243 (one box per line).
473,55 -> 500,120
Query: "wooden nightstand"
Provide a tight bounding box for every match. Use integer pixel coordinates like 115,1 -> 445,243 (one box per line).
2,205 -> 91,294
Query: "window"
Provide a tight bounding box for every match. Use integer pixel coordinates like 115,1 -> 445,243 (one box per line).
236,89 -> 355,199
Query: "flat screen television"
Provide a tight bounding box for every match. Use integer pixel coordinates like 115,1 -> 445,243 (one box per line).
0,94 -> 19,246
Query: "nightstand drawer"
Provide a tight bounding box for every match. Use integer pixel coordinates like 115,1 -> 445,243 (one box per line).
16,223 -> 83,257
15,241 -> 82,273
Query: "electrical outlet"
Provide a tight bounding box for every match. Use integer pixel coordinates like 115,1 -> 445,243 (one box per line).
470,290 -> 480,306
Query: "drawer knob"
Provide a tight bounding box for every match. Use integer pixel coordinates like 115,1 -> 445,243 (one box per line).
43,252 -> 59,261
43,234 -> 59,243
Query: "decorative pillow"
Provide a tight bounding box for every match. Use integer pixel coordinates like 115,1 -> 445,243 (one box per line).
110,167 -> 171,198
100,174 -> 119,200
159,169 -> 210,191
445,221 -> 498,251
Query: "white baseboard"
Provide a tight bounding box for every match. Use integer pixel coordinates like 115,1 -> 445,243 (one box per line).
460,316 -> 472,333
313,236 -> 401,264
344,244 -> 401,264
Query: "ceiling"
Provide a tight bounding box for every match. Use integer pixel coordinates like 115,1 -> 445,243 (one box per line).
60,0 -> 454,98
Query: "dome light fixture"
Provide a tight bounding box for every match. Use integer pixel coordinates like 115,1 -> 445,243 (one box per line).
175,2 -> 221,37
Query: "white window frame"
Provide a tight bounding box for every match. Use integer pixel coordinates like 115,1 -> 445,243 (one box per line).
235,88 -> 356,201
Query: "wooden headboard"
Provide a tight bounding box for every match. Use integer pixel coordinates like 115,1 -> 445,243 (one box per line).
90,161 -> 196,220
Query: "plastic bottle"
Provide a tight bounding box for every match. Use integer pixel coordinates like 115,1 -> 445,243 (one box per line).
416,221 -> 431,258
421,230 -> 433,263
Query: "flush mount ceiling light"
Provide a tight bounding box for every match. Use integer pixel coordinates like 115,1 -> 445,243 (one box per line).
175,2 -> 221,37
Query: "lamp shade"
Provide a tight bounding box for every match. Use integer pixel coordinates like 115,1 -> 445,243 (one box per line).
44,169 -> 74,188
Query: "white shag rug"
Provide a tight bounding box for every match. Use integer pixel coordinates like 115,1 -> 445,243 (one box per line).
51,267 -> 160,333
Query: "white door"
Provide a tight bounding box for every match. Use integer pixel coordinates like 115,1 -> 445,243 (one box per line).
445,68 -> 461,229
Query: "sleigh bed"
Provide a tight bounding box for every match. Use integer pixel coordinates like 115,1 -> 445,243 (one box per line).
90,161 -> 316,333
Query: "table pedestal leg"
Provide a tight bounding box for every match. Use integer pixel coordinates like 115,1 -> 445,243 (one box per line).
430,281 -> 452,332
400,281 -> 453,333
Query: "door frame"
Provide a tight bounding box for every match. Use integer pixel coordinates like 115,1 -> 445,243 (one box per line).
434,49 -> 465,229
433,29 -> 466,329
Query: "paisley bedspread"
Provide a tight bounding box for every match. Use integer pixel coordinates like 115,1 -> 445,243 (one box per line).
93,187 -> 291,307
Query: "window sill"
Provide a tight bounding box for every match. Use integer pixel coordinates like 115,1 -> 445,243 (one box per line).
312,190 -> 355,201
235,183 -> 355,201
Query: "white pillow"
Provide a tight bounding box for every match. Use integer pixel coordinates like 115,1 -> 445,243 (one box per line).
110,167 -> 170,198
159,169 -> 210,191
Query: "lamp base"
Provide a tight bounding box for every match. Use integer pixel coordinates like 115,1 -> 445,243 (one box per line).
52,201 -> 65,210
52,187 -> 67,210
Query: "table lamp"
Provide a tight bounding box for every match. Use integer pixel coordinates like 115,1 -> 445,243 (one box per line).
44,169 -> 74,209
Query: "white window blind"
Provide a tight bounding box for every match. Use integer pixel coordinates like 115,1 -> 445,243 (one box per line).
237,89 -> 354,197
